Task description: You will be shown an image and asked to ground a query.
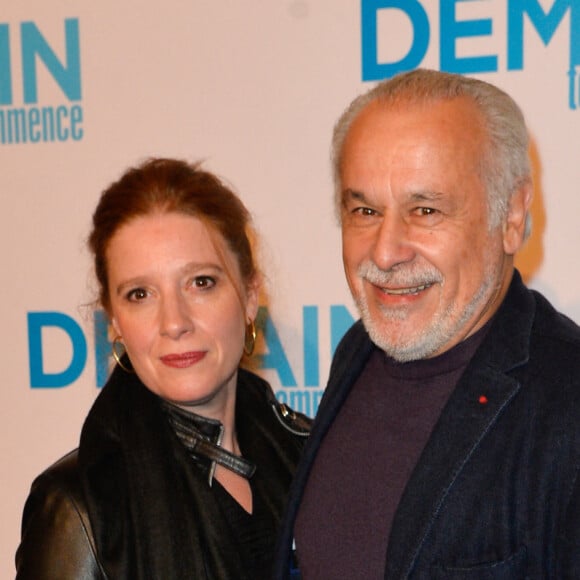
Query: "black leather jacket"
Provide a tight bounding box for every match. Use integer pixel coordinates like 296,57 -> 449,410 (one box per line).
16,450 -> 107,579
16,369 -> 310,579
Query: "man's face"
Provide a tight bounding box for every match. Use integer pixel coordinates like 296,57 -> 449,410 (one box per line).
340,97 -> 518,361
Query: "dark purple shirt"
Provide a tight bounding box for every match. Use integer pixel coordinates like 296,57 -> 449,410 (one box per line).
295,328 -> 488,579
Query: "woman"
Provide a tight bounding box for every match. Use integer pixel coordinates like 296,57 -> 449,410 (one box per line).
16,158 -> 310,579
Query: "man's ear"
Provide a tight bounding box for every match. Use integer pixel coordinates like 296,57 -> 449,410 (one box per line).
503,180 -> 533,255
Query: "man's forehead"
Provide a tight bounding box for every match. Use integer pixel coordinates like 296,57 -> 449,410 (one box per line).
348,95 -> 483,135
341,97 -> 486,169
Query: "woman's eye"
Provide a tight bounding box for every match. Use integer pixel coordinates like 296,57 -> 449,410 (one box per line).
193,276 -> 216,289
127,288 -> 148,301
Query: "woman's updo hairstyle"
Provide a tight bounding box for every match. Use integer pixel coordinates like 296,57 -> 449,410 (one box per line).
88,158 -> 257,312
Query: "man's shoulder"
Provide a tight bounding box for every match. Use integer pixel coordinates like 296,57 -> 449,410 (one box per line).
512,288 -> 580,414
521,289 -> 580,387
493,274 -> 580,373
334,319 -> 371,355
530,288 -> 580,348
320,320 -> 375,408
329,320 -> 373,374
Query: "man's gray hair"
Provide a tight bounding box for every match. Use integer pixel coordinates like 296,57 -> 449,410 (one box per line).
331,69 -> 531,233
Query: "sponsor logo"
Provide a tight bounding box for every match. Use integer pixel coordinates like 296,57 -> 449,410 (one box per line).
0,18 -> 83,144
362,0 -> 580,109
27,305 -> 356,417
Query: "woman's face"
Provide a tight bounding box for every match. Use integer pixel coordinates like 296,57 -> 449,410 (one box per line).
106,212 -> 258,411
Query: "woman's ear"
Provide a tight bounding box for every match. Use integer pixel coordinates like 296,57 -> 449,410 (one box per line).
111,316 -> 121,338
503,180 -> 533,255
244,276 -> 260,322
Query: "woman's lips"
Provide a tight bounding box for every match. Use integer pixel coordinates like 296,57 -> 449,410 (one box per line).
160,351 -> 206,368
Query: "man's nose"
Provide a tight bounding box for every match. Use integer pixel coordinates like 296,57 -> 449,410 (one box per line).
371,214 -> 416,272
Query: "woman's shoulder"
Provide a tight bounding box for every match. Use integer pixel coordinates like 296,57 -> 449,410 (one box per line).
16,450 -> 106,579
33,448 -> 80,484
27,450 -> 87,516
238,368 -> 312,437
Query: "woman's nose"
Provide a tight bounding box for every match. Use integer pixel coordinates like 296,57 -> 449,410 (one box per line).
159,293 -> 193,339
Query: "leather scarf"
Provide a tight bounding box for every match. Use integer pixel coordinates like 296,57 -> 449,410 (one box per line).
78,364 -> 306,579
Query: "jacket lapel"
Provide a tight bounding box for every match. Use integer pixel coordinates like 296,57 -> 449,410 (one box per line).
274,321 -> 374,579
313,320 -> 375,442
385,272 -> 535,578
289,321 -> 374,504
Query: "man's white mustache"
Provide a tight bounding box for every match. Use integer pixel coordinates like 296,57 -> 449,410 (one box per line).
358,260 -> 444,288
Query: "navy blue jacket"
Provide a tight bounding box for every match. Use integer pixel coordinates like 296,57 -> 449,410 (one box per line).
274,271 -> 580,578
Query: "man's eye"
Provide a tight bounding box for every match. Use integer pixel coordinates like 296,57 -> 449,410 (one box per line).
353,207 -> 377,216
415,207 -> 437,216
194,276 -> 216,289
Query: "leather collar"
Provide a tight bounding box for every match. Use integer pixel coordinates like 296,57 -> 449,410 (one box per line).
162,401 -> 256,485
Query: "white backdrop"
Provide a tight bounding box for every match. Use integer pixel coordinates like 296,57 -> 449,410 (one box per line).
4,1 -> 580,575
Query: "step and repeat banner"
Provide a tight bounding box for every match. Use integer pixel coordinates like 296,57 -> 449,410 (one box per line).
3,1 -> 580,573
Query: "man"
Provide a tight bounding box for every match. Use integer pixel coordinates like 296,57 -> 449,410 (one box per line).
274,69 -> 580,578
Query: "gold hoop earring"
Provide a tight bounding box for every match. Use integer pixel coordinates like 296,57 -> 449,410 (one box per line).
112,336 -> 133,373
244,320 -> 257,356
